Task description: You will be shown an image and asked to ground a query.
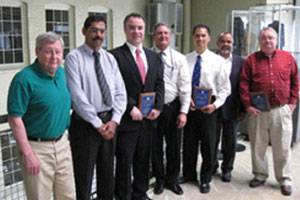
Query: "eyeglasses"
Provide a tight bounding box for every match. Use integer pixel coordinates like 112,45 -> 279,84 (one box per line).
88,27 -> 106,34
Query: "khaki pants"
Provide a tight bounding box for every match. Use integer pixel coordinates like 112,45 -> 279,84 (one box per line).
20,134 -> 76,200
248,105 -> 293,186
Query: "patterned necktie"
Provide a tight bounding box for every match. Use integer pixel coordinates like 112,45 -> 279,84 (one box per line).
93,51 -> 112,107
135,48 -> 146,84
192,55 -> 201,87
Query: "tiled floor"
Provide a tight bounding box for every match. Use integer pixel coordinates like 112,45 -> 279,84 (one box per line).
147,141 -> 300,200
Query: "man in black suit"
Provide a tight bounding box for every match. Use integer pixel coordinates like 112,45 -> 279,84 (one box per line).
110,13 -> 164,200
214,32 -> 245,182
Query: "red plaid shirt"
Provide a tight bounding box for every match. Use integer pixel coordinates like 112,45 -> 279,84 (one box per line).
240,50 -> 299,108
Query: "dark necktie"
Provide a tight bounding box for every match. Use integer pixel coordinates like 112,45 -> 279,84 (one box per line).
192,55 -> 201,87
93,51 -> 112,107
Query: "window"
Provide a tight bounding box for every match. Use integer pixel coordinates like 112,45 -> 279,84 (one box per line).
45,9 -> 70,57
1,132 -> 22,187
45,3 -> 73,58
0,5 -> 23,65
88,6 -> 111,49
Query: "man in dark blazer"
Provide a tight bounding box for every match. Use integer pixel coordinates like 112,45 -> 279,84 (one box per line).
110,13 -> 164,200
214,32 -> 245,182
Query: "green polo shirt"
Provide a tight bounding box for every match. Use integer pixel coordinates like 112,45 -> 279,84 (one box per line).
7,62 -> 71,139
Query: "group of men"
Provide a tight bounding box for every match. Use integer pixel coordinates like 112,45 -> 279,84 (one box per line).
7,11 -> 298,200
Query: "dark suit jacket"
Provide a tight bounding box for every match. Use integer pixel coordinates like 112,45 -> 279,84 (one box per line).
221,54 -> 245,120
110,43 -> 164,131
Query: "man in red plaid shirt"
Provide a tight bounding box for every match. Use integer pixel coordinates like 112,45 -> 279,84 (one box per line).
240,27 -> 299,196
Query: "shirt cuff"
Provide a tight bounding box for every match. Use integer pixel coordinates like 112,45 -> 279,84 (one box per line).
91,117 -> 102,129
111,112 -> 122,124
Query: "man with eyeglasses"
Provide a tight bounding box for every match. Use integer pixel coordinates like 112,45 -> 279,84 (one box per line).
151,23 -> 191,195
65,15 -> 127,200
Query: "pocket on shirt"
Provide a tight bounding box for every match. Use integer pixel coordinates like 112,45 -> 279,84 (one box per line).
279,71 -> 290,81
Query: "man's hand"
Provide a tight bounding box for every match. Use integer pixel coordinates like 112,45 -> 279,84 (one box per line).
130,106 -> 143,121
246,106 -> 261,117
190,99 -> 196,111
22,152 -> 40,175
200,104 -> 216,114
177,113 -> 187,128
101,121 -> 118,140
97,124 -> 113,140
147,109 -> 160,120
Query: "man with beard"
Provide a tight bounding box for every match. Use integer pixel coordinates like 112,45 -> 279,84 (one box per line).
213,32 -> 244,182
65,15 -> 127,200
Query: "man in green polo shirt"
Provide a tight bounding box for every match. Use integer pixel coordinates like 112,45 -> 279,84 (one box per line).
7,32 -> 75,200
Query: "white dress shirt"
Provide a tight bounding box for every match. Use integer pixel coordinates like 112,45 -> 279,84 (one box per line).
186,49 -> 231,109
65,44 -> 127,128
126,42 -> 149,73
154,46 -> 191,114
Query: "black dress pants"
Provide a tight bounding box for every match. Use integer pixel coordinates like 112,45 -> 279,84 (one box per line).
115,122 -> 154,200
182,110 -> 218,183
69,112 -> 115,200
214,116 -> 238,173
152,99 -> 181,185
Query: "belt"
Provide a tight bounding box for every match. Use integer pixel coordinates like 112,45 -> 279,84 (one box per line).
28,134 -> 63,142
271,104 -> 285,109
97,110 -> 112,123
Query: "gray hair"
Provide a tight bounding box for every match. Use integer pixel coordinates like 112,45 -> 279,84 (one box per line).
35,32 -> 64,49
152,22 -> 171,35
258,27 -> 278,40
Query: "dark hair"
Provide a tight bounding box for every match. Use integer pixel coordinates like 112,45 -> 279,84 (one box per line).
192,24 -> 211,36
83,15 -> 107,29
123,12 -> 145,26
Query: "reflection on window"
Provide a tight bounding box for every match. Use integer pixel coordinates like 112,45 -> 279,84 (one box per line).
88,12 -> 108,49
45,9 -> 70,57
1,133 -> 23,186
0,6 -> 23,64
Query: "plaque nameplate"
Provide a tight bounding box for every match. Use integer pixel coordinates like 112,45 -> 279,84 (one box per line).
138,92 -> 156,117
192,87 -> 212,110
250,92 -> 270,111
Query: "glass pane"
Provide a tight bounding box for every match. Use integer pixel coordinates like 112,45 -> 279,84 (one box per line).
2,7 -> 11,20
4,173 -> 13,186
5,50 -> 13,63
2,147 -> 11,160
13,22 -> 22,34
62,11 -> 68,22
12,7 -> 21,20
15,170 -> 23,182
14,36 -> 22,48
63,48 -> 69,58
0,7 -> 3,19
3,21 -> 12,33
54,10 -> 61,22
0,22 -> 3,33
15,50 -> 23,62
46,10 -> 53,21
0,51 -> 3,63
1,135 -> 9,146
63,35 -> 69,47
46,22 -> 53,31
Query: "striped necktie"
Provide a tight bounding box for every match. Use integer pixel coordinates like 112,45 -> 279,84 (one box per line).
93,51 -> 112,107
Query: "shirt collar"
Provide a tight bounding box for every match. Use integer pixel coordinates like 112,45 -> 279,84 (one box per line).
126,42 -> 143,53
259,49 -> 278,58
83,43 -> 102,56
33,59 -> 60,79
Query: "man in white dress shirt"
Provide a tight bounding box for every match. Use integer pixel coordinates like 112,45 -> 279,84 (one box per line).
151,23 -> 191,195
180,24 -> 231,193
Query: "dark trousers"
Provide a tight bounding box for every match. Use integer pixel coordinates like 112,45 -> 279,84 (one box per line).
69,112 -> 115,200
115,122 -> 153,200
182,110 -> 218,183
152,99 -> 181,185
214,117 -> 238,173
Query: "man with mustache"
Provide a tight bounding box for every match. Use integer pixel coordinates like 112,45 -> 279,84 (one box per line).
65,15 -> 127,200
213,32 -> 244,182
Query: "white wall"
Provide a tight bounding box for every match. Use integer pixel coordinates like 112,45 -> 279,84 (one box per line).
0,0 -> 150,115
